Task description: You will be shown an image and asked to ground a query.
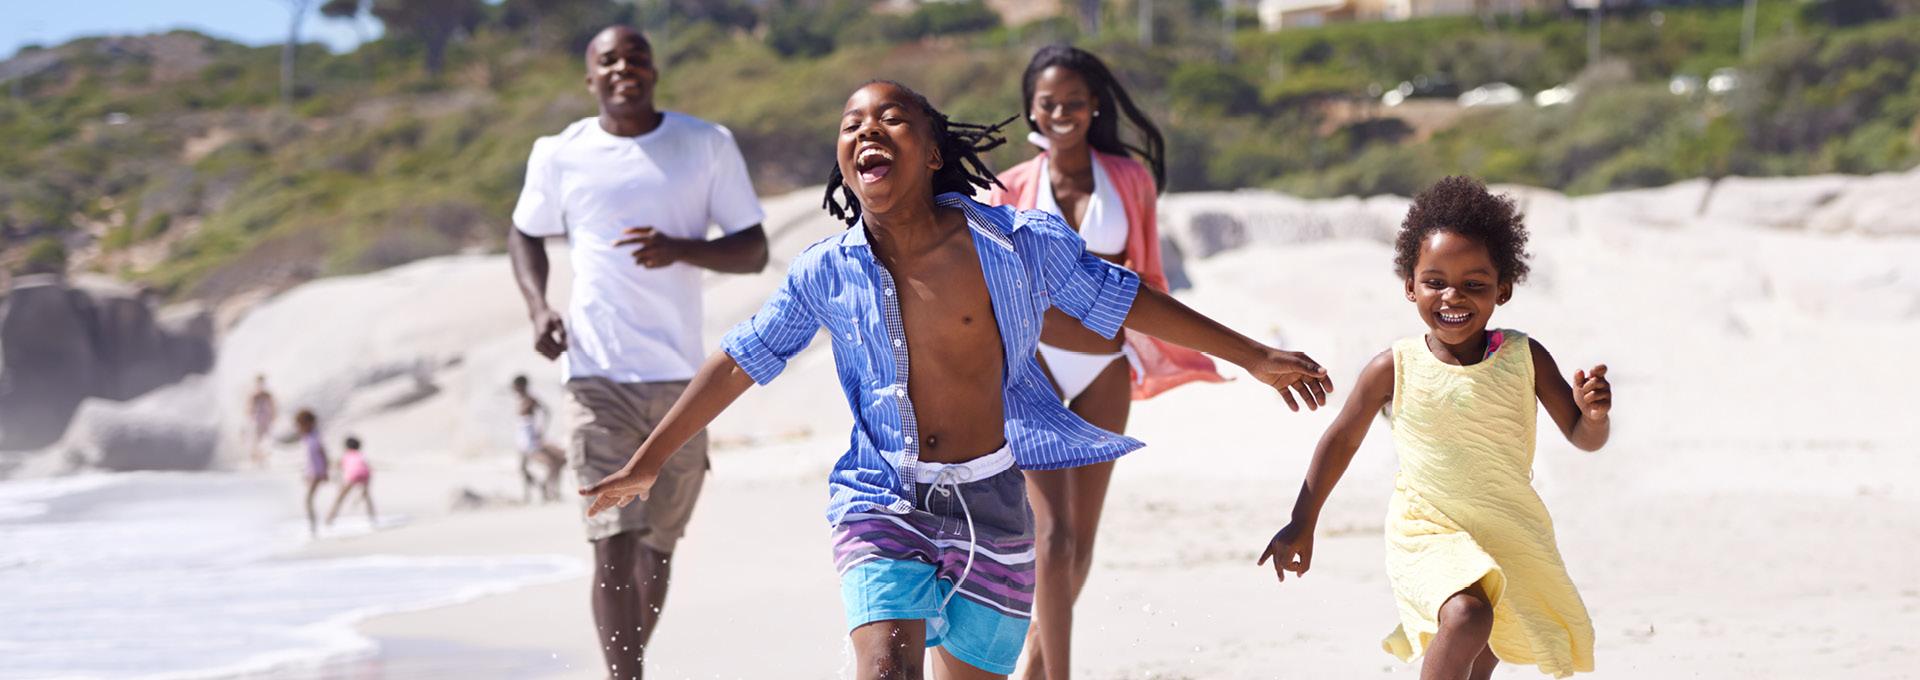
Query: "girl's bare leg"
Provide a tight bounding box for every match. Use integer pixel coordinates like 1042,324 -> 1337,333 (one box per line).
1422,584 -> 1495,680
304,477 -> 324,536
325,482 -> 356,525
1467,643 -> 1499,680
360,481 -> 377,524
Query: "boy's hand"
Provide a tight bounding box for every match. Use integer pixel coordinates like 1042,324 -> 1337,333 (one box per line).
1246,348 -> 1333,412
1572,364 -> 1611,421
580,465 -> 658,517
1257,521 -> 1315,583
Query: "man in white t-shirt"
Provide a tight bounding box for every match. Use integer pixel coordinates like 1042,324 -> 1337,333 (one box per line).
506,25 -> 767,678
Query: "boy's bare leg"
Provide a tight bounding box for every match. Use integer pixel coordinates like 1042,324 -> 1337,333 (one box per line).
325,482 -> 355,525
592,531 -> 673,680
850,619 -> 927,680
520,455 -> 536,503
360,482 -> 377,524
1467,643 -> 1499,680
1019,360 -> 1129,679
1423,584 -> 1495,680
931,645 -> 1007,680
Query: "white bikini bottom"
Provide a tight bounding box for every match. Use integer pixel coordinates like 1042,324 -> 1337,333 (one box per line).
1036,342 -> 1142,402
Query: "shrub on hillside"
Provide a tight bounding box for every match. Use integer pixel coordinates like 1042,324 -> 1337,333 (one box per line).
19,238 -> 67,275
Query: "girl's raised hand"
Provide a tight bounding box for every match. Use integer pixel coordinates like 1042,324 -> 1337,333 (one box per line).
1572,364 -> 1611,421
1257,521 -> 1315,583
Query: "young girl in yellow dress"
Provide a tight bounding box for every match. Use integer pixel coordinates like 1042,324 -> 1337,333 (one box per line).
1259,176 -> 1613,679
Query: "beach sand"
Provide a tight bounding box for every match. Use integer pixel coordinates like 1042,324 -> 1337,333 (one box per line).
244,175 -> 1920,678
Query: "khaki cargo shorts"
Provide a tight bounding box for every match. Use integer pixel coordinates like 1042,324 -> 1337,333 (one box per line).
566,377 -> 709,552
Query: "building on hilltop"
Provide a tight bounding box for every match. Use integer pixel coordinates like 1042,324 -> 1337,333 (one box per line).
1257,0 -> 1551,29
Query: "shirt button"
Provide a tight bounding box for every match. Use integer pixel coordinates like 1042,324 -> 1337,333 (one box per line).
892,339 -> 902,348
904,436 -> 915,444
884,287 -> 895,297
895,387 -> 907,397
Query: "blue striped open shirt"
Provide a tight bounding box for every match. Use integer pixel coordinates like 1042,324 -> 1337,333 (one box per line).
721,193 -> 1146,525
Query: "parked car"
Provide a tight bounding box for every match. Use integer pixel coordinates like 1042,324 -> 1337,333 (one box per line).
1459,82 -> 1524,108
1669,74 -> 1702,96
1533,84 -> 1578,107
1381,75 -> 1460,107
1707,67 -> 1741,94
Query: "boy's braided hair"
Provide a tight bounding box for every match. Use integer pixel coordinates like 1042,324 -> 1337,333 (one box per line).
824,80 -> 1014,226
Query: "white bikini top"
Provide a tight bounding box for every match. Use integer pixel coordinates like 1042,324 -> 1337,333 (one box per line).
1035,154 -> 1128,256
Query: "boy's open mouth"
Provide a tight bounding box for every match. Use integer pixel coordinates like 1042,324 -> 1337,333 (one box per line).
856,147 -> 894,184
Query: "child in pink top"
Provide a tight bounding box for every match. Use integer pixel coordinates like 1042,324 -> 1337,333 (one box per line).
326,435 -> 377,528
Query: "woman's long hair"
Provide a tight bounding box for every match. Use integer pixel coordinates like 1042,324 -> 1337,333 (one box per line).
1020,45 -> 1167,188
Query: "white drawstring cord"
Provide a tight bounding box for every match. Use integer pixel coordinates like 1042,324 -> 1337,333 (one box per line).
926,465 -> 978,611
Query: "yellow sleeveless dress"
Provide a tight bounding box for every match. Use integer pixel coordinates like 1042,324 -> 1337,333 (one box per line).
1382,331 -> 1595,677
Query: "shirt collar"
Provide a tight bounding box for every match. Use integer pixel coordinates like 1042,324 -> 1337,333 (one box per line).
839,192 -> 1016,251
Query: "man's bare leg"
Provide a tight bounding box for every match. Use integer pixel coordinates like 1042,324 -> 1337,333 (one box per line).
592,532 -> 674,679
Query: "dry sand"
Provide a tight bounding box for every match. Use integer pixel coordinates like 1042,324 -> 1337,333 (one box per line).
255,172 -> 1920,679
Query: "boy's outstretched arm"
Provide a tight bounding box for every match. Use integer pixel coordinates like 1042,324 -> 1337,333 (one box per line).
1258,350 -> 1395,583
580,351 -> 756,515
1529,339 -> 1611,451
1123,285 -> 1334,411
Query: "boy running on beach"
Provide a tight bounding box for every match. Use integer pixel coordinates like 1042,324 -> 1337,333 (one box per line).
1259,176 -> 1610,679
584,80 -> 1333,679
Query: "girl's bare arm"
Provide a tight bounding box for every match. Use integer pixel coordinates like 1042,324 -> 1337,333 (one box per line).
1530,339 -> 1611,452
1259,350 -> 1395,581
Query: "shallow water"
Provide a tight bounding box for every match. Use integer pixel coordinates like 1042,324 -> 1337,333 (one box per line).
0,472 -> 580,679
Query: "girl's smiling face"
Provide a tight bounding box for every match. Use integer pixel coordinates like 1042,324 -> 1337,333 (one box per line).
1406,231 -> 1513,348
1029,65 -> 1096,151
838,82 -> 942,217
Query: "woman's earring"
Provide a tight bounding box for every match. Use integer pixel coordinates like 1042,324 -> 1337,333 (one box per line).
1093,110 -> 1101,117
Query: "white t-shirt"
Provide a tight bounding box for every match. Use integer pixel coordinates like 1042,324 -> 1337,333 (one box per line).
512,113 -> 765,383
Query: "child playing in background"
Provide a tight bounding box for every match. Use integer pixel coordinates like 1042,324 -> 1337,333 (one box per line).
511,375 -> 565,503
292,409 -> 328,537
1258,176 -> 1612,679
326,435 -> 378,527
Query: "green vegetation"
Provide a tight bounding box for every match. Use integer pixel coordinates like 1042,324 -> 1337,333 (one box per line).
1,0 -> 1914,295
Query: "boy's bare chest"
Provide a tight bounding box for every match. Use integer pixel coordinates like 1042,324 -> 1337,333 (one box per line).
891,254 -> 1004,363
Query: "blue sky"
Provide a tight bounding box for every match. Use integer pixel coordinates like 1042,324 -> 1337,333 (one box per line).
1,0 -> 384,61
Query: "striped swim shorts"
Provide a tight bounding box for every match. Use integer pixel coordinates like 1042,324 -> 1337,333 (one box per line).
831,446 -> 1035,675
